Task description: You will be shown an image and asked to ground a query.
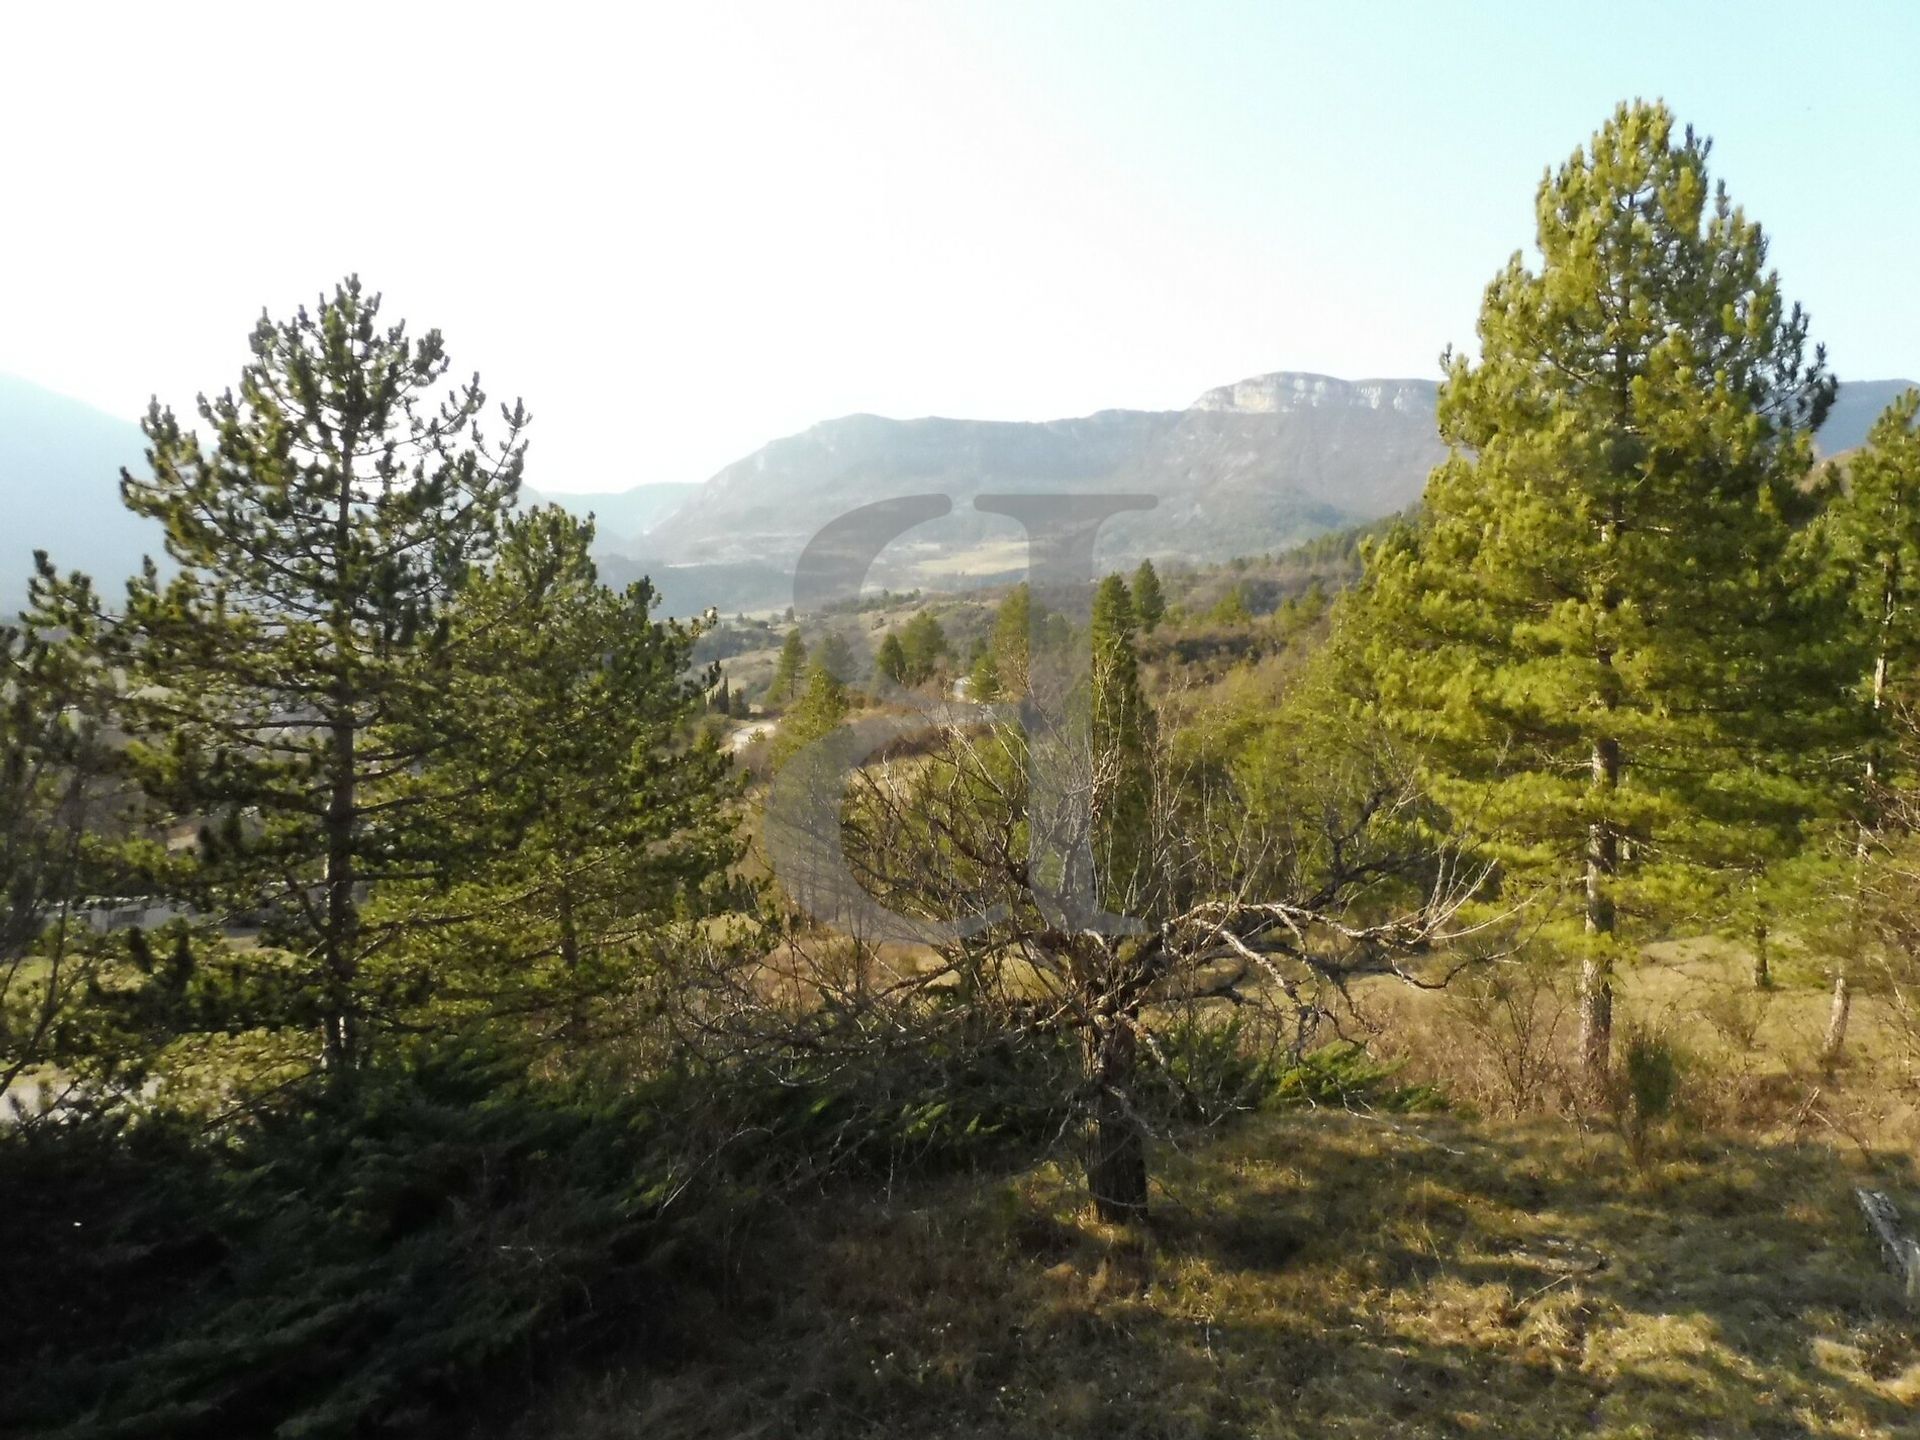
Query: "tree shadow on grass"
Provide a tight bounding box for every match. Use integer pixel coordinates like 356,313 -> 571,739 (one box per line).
507,1112 -> 1920,1440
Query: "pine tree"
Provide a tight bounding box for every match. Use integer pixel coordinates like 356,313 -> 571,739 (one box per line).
0,618 -> 125,1094
771,662 -> 849,770
388,506 -> 739,1038
1299,581 -> 1328,622
1069,574 -> 1154,1216
814,629 -> 857,685
38,278 -> 528,1071
1131,559 -> 1166,634
898,611 -> 949,687
1832,388 -> 1920,773
1821,387 -> 1920,1059
1206,583 -> 1251,626
966,639 -> 999,702
1357,103 -> 1841,1085
875,631 -> 909,688
770,628 -> 807,705
1089,575 -> 1153,909
988,583 -> 1033,698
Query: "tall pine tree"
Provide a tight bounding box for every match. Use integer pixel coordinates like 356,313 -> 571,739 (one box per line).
382,507 -> 740,1042
770,628 -> 807,705
1130,559 -> 1166,634
1358,103 -> 1842,1084
1820,388 -> 1920,1060
39,278 -> 527,1072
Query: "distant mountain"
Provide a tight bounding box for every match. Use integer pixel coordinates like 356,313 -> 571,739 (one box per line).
0,380 -> 700,613
1818,378 -> 1917,456
639,374 -> 1448,588
633,369 -> 1920,605
521,481 -> 696,551
4,369 -> 1915,617
0,375 -> 161,609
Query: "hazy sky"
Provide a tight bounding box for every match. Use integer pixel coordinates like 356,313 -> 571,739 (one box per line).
3,1 -> 1916,494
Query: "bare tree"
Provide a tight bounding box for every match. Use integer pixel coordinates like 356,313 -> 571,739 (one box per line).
720,691 -> 1502,1222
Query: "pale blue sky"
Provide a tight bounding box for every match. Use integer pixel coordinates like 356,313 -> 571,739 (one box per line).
1,1 -> 1913,491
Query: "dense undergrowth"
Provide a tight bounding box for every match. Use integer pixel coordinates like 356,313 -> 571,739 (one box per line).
1,1021 -> 1424,1437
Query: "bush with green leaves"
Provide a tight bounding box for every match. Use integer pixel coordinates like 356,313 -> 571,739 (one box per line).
2,1046 -> 709,1439
1606,1025 -> 1688,1170
0,1014 -> 1096,1439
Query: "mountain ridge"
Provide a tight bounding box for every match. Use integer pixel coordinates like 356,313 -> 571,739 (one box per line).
636,371 -> 1448,582
5,369 -> 1915,615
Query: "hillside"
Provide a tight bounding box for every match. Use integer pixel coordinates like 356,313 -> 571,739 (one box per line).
603,369 -> 1917,610
0,375 -> 161,606
1822,379 -> 1916,459
639,374 -> 1447,585
521,481 -> 696,551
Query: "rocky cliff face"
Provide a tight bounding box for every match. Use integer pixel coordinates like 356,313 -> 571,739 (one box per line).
1188,371 -> 1437,418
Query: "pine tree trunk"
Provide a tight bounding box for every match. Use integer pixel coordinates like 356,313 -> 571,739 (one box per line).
1084,1011 -> 1147,1223
322,709 -> 358,1073
1583,480 -> 1621,1091
559,882 -> 586,1043
1752,923 -> 1771,990
1835,584 -> 1895,1067
558,883 -> 581,973
1580,736 -> 1619,1088
1822,971 -> 1852,1070
1578,952 -> 1613,1085
321,464 -> 360,1075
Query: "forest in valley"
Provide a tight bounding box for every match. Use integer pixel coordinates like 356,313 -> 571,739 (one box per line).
5,101 -> 1920,1437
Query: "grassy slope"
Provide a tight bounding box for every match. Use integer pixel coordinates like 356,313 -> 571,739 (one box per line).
546,585 -> 1920,1437
515,1100 -> 1918,1440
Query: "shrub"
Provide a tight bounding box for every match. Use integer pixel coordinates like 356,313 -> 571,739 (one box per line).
1,1045 -> 706,1439
0,1021 -> 1087,1439
1698,981 -> 1769,1057
1606,1025 -> 1687,1170
1438,964 -> 1574,1118
724,1022 -> 1080,1185
1144,1017 -> 1442,1121
1265,1040 -> 1446,1114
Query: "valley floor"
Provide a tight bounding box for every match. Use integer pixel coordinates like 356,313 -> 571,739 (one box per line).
510,1105 -> 1920,1439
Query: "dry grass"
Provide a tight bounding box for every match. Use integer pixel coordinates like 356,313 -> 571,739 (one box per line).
490,937 -> 1920,1438
1358,939 -> 1920,1143
507,1103 -> 1920,1440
